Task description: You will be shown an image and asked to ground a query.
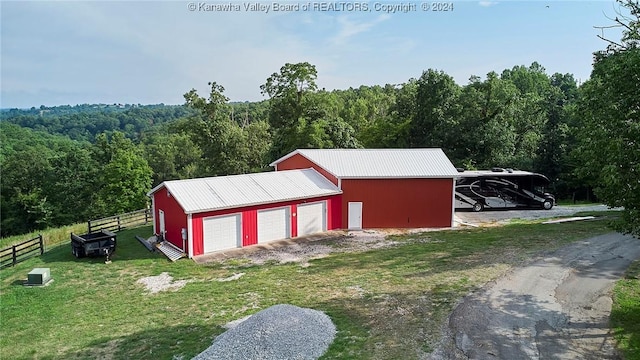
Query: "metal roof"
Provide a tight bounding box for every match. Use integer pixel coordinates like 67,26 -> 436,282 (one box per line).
270,148 -> 459,178
148,169 -> 342,214
457,170 -> 549,180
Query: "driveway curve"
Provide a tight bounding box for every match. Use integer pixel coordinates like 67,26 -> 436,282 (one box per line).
455,205 -> 614,226
431,233 -> 640,360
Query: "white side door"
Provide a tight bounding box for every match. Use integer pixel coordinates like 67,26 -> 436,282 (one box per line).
348,202 -> 363,230
159,210 -> 166,235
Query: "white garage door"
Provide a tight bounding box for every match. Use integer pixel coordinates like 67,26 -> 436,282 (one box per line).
257,207 -> 290,244
297,201 -> 326,237
203,214 -> 241,253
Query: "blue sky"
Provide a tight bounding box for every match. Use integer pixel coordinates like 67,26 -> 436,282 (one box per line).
0,0 -> 626,108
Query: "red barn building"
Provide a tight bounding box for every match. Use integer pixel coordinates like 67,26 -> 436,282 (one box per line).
148,169 -> 342,258
270,148 -> 458,230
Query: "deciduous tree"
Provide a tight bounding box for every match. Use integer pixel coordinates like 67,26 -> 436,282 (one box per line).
577,0 -> 640,234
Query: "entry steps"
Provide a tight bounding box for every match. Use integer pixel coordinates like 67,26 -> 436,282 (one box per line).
155,240 -> 186,262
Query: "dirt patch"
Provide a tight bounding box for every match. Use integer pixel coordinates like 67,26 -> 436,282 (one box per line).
137,272 -> 190,294
217,273 -> 245,282
233,230 -> 403,266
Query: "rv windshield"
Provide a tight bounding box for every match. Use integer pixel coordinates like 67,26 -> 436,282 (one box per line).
531,175 -> 550,194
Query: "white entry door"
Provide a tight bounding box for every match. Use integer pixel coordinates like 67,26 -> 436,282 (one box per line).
159,210 -> 166,235
203,214 -> 241,253
257,207 -> 290,243
297,201 -> 326,237
348,202 -> 363,230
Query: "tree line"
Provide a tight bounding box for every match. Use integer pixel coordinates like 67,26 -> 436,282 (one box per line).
1,104 -> 198,142
1,0 -> 637,237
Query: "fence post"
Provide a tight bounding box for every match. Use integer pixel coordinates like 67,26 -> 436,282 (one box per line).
145,208 -> 149,224
88,220 -> 92,234
117,216 -> 121,231
12,245 -> 17,267
39,234 -> 44,255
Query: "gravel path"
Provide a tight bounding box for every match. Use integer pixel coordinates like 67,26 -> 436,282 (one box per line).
431,233 -> 640,360
455,204 -> 615,226
192,304 -> 336,360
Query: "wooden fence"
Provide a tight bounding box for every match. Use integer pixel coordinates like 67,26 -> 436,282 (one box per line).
88,208 -> 152,233
0,208 -> 152,270
0,235 -> 44,269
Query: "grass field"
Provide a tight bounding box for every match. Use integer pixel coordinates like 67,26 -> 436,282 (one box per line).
0,222 -> 89,250
0,214 -> 628,360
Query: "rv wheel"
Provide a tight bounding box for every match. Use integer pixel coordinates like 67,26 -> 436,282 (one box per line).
472,202 -> 484,212
543,199 -> 554,210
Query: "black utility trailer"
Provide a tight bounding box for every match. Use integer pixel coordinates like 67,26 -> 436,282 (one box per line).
71,230 -> 117,260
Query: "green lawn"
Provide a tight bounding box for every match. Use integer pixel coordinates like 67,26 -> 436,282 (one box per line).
0,215 -> 626,360
611,259 -> 640,360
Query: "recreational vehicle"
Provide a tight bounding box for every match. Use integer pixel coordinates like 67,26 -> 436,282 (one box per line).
455,168 -> 556,212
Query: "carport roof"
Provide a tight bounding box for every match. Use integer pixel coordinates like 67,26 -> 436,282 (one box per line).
147,168 -> 342,214
270,148 -> 459,179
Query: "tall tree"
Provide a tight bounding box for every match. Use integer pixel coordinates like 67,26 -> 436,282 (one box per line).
261,62 -> 359,159
0,146 -> 54,235
455,72 -> 519,168
181,82 -> 251,175
46,144 -> 101,224
410,69 -> 461,150
260,62 -> 318,131
576,0 -> 640,235
180,82 -> 272,176
537,73 -> 578,197
500,63 -> 551,170
142,132 -> 202,185
97,148 -> 153,216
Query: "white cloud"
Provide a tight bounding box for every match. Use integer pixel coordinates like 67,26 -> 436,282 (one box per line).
479,1 -> 499,7
330,14 -> 391,46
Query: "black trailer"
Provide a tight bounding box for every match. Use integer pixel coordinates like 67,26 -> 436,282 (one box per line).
455,168 -> 556,212
71,230 -> 117,259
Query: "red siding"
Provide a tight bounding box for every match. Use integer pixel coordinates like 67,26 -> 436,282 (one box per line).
341,178 -> 453,228
152,187 -> 188,251
275,154 -> 339,186
190,194 -> 342,256
328,196 -> 341,230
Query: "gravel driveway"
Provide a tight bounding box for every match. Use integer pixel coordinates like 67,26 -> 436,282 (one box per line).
455,204 -> 614,227
431,232 -> 640,360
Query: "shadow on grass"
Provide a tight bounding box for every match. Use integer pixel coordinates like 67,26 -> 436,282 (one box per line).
35,323 -> 223,360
